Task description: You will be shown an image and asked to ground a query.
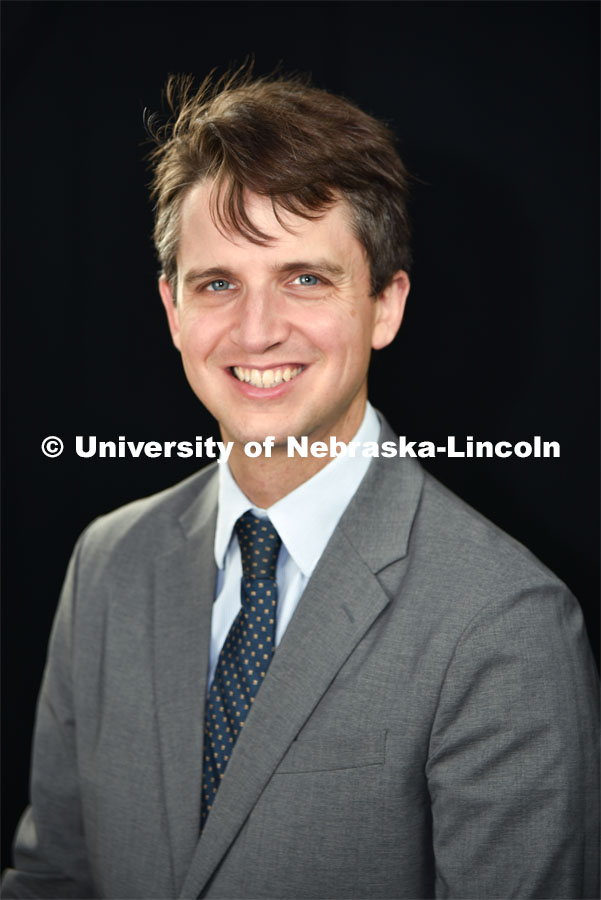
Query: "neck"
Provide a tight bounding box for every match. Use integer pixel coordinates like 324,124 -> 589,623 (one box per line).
226,447 -> 332,508
224,403 -> 367,508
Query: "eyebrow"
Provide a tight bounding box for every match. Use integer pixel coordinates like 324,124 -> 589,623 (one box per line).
183,258 -> 346,286
183,266 -> 236,286
271,259 -> 346,278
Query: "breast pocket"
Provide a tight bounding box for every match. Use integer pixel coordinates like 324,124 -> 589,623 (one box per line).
275,730 -> 386,774
240,731 -> 392,897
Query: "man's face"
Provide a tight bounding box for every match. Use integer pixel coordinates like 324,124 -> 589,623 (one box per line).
160,181 -> 409,448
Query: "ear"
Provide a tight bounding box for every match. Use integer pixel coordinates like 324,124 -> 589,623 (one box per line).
371,270 -> 410,350
158,275 -> 181,351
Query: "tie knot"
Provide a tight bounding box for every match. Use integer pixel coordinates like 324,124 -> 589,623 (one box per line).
235,512 -> 282,582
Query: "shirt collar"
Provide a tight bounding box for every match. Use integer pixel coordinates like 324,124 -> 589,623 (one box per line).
215,402 -> 381,577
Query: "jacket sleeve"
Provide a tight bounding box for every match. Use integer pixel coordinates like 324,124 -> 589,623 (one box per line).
426,583 -> 600,900
2,533 -> 95,899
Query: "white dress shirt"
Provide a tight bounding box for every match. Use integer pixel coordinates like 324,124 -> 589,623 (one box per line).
209,402 -> 381,687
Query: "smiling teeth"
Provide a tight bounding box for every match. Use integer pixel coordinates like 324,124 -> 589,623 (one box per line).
233,366 -> 304,388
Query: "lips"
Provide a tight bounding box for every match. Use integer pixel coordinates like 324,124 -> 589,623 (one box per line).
232,366 -> 304,389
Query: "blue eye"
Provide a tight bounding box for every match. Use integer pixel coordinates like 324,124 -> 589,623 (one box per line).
207,279 -> 233,292
294,274 -> 320,286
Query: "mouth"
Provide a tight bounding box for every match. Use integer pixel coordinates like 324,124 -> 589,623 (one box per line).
231,365 -> 305,389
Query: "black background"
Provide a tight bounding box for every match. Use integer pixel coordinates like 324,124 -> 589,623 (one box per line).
2,0 -> 599,871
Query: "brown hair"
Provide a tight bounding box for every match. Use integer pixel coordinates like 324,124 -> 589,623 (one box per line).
146,67 -> 412,297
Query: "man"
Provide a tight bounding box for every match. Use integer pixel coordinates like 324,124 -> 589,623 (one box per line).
3,70 -> 599,899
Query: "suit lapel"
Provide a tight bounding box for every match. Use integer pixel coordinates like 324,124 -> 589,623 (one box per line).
180,428 -> 425,899
153,470 -> 219,894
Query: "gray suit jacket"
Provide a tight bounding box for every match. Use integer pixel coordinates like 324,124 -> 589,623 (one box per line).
3,422 -> 599,899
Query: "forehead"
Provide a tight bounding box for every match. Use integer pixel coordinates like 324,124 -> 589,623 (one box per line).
177,180 -> 367,269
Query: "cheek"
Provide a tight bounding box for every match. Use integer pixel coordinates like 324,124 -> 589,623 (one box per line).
178,316 -> 222,364
179,332 -> 202,366
315,323 -> 374,378
303,303 -> 373,346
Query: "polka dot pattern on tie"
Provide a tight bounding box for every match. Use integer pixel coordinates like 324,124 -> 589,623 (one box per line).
201,512 -> 282,830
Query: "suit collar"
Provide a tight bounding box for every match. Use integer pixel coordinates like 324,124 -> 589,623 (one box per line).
178,463 -> 219,540
338,417 -> 424,573
175,416 -> 423,570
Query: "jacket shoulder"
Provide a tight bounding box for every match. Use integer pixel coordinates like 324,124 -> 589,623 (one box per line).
78,463 -> 219,562
414,465 -> 570,602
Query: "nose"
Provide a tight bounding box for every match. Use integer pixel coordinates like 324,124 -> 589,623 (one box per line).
229,290 -> 290,354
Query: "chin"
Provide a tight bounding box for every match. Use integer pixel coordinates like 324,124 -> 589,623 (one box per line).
220,407 -> 287,441
217,418 -> 288,449
233,430 -> 292,450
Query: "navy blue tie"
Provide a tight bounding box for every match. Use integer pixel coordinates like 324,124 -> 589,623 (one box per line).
201,512 -> 282,829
